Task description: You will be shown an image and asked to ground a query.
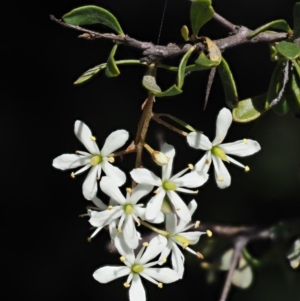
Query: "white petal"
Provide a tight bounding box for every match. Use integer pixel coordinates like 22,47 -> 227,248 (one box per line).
129,275 -> 146,301
89,207 -> 123,227
212,108 -> 232,146
130,168 -> 162,186
219,249 -> 234,271
109,219 -> 118,240
179,231 -> 202,245
91,196 -> 107,210
232,266 -> 253,288
52,154 -> 88,170
101,130 -> 129,156
175,187 -> 198,194
194,151 -> 212,173
123,216 -> 139,249
74,120 -> 100,154
139,235 -> 167,265
172,171 -> 208,188
114,235 -> 135,263
145,190 -> 165,220
171,243 -> 185,279
220,139 -> 261,157
167,191 -> 191,223
100,176 -> 126,204
137,207 -> 164,224
161,143 -> 175,180
159,239 -> 173,264
188,199 -> 197,215
165,213 -> 177,234
130,184 -> 154,205
212,156 -> 231,189
143,267 -> 180,283
93,266 -> 130,283
82,166 -> 98,200
187,132 -> 212,150
101,160 -> 126,187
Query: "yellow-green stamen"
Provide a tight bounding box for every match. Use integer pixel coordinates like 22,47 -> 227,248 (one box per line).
174,234 -> 190,246
211,146 -> 228,162
90,155 -> 103,166
131,264 -> 144,274
162,181 -> 177,191
124,204 -> 134,214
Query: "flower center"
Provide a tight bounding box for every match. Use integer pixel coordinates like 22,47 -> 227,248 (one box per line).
131,264 -> 144,274
124,204 -> 134,214
90,155 -> 103,166
211,146 -> 228,162
162,181 -> 177,191
173,234 -> 190,245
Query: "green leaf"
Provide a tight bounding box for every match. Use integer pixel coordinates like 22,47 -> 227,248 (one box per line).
292,59 -> 300,77
181,25 -> 190,41
105,44 -> 120,77
275,41 -> 300,59
190,0 -> 214,37
62,5 -> 124,35
195,52 -> 219,68
217,58 -> 238,109
142,66 -> 162,94
293,3 -> 300,39
247,19 -> 292,40
266,60 -> 289,115
232,94 -> 267,123
74,60 -> 146,85
286,70 -> 300,114
204,37 -> 222,65
177,46 -> 196,89
154,85 -> 183,97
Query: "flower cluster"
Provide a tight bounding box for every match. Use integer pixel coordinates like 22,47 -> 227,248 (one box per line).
52,108 -> 261,301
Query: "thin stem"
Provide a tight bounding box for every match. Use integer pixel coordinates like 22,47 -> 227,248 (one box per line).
152,114 -> 189,136
139,219 -> 169,236
213,12 -> 238,33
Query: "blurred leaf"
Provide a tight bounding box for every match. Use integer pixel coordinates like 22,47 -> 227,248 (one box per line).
63,5 -> 124,35
190,0 -> 214,37
204,37 -> 222,65
292,59 -> 300,77
232,265 -> 253,289
154,85 -> 183,97
142,66 -> 162,93
269,44 -> 278,61
217,58 -> 238,109
287,238 -> 300,269
177,46 -> 196,89
181,25 -> 190,41
247,19 -> 292,39
105,44 -> 120,77
232,94 -> 267,123
293,2 -> 300,39
286,70 -> 300,114
275,41 -> 300,59
219,249 -> 234,271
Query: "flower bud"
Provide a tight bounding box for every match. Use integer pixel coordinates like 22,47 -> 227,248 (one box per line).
151,151 -> 170,166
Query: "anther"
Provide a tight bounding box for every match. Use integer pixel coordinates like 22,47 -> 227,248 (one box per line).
196,252 -> 204,259
182,243 -> 188,249
97,177 -> 100,180
161,258 -> 166,264
108,156 -> 115,163
206,230 -> 213,237
157,283 -> 163,288
117,227 -> 122,233
123,282 -> 130,288
243,138 -> 249,144
120,256 -> 126,262
219,136 -> 223,142
205,159 -> 210,164
188,164 -> 193,170
153,189 -> 159,194
245,166 -> 250,172
126,188 -> 132,194
143,242 -> 149,247
90,136 -> 96,141
217,177 -> 224,182
195,221 -> 200,228
175,208 -> 181,211
70,172 -> 75,179
194,190 -> 199,194
87,237 -> 92,243
108,206 -> 113,210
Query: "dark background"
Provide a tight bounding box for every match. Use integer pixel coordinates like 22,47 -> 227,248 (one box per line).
2,0 -> 300,300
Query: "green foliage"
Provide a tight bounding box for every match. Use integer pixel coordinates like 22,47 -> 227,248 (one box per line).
286,70 -> 300,115
232,94 -> 267,123
105,45 -> 120,77
181,25 -> 190,41
62,5 -> 124,35
177,46 -> 196,89
247,19 -> 292,40
217,58 -> 238,109
293,2 -> 300,39
275,41 -> 300,60
190,0 -> 214,37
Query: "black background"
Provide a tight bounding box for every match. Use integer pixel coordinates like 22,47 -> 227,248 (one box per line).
2,0 -> 300,300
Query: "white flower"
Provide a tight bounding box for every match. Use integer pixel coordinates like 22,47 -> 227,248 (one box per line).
52,120 -> 129,200
187,108 -> 261,189
287,239 -> 300,269
130,143 -> 208,223
89,176 -> 164,249
93,235 -> 180,301
159,199 -> 207,278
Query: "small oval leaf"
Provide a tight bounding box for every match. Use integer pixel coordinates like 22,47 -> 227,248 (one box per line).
247,19 -> 292,40
204,37 -> 222,64
232,94 -> 267,123
142,65 -> 162,93
217,58 -> 239,109
286,70 -> 300,114
293,2 -> 300,39
275,41 -> 300,59
190,0 -> 214,37
154,85 -> 183,97
181,25 -> 190,41
74,63 -> 106,85
105,44 -> 120,77
177,46 -> 196,89
62,5 -> 124,35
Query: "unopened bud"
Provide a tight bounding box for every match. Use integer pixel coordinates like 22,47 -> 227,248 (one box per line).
152,151 -> 170,166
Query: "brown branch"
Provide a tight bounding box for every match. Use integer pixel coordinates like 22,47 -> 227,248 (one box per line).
151,114 -> 188,136
213,12 -> 238,33
50,14 -> 288,62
